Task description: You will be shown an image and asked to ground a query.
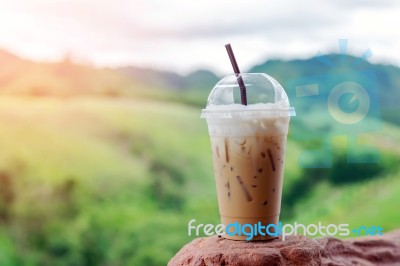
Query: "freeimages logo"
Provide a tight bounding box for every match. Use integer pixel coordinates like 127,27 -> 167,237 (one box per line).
285,39 -> 381,168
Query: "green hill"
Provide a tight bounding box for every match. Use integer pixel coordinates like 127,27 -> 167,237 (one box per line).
0,50 -> 136,97
250,54 -> 400,126
0,97 -> 216,265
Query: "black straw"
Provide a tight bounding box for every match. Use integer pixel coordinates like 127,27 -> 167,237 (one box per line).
225,44 -> 247,105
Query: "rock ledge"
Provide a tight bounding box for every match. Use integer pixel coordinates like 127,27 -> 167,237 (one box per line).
168,230 -> 400,266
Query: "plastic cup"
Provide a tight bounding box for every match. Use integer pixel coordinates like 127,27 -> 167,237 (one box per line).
201,73 -> 295,240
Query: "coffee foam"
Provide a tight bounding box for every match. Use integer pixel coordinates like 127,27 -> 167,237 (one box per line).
203,103 -> 291,136
206,116 -> 290,137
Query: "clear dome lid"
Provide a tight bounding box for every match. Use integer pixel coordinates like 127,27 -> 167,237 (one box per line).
201,73 -> 295,118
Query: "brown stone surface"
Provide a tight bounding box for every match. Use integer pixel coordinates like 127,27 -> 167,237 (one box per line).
168,230 -> 400,266
317,230 -> 400,266
168,235 -> 320,266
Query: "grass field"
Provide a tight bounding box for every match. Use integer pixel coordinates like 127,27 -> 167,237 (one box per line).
0,96 -> 398,265
0,96 -> 218,265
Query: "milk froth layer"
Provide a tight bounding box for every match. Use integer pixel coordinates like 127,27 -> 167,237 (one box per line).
207,117 -> 289,137
204,103 -> 291,136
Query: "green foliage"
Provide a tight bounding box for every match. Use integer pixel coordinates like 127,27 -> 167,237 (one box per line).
0,97 -> 217,265
281,141 -> 399,219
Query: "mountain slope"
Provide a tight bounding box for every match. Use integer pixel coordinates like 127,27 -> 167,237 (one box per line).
0,48 -> 399,124
250,54 -> 400,125
118,67 -> 219,91
0,60 -> 137,97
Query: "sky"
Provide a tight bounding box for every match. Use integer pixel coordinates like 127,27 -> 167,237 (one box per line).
0,0 -> 399,75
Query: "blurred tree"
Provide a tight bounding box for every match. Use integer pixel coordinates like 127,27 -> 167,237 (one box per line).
0,172 -> 14,222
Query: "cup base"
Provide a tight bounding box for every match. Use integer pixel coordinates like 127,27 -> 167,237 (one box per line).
220,215 -> 279,241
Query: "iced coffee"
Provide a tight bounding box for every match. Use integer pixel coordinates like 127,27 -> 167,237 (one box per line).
201,73 -> 295,240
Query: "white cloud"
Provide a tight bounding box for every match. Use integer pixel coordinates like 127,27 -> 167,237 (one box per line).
0,0 -> 399,74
